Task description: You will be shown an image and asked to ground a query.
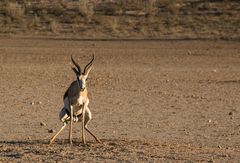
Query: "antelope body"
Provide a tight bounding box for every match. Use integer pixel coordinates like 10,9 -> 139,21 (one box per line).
49,55 -> 100,145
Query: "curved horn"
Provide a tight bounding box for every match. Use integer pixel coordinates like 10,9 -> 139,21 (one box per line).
72,67 -> 80,76
71,55 -> 81,74
83,54 -> 94,75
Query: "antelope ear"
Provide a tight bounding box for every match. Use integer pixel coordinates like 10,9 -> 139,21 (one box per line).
72,67 -> 80,76
84,66 -> 93,78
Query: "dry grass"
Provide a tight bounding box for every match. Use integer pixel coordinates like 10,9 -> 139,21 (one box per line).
0,0 -> 238,39
49,21 -> 60,33
28,14 -> 41,28
111,17 -> 118,34
78,0 -> 94,19
140,25 -> 147,35
51,3 -> 65,16
4,2 -> 25,22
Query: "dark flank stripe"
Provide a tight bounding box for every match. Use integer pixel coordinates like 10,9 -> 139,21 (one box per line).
63,91 -> 68,100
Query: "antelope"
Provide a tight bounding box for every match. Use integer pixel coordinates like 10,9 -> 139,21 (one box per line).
49,55 -> 101,145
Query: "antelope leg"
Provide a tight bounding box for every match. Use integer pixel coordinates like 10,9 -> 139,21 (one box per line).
49,123 -> 67,145
82,105 -> 86,144
85,126 -> 101,143
69,105 -> 73,144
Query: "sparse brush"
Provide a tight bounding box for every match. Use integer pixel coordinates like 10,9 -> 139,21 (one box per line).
51,3 -> 65,16
49,21 -> 60,33
29,14 -> 41,28
140,25 -> 147,35
156,0 -> 182,14
111,18 -> 118,33
5,2 -> 25,22
78,0 -> 94,19
143,0 -> 158,15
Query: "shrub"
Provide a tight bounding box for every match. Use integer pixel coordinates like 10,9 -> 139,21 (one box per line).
78,0 -> 94,18
5,2 -> 25,21
49,21 -> 60,33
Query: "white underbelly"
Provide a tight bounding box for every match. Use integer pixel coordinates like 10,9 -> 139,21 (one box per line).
63,96 -> 84,116
64,96 -> 85,107
77,96 -> 84,105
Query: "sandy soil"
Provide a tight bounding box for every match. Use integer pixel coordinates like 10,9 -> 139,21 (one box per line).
0,38 -> 240,162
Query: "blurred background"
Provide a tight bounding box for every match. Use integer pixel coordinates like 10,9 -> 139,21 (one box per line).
0,0 -> 239,40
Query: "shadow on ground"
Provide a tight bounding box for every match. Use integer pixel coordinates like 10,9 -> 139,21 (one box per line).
0,138 -> 236,162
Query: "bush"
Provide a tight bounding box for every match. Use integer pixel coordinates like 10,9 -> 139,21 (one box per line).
78,0 -> 94,18
5,2 -> 25,21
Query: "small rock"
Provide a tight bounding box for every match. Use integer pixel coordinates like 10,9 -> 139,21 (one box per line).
213,69 -> 217,73
30,102 -> 34,105
116,102 -> 122,105
40,122 -> 46,126
37,101 -> 42,105
228,112 -> 233,115
48,129 -> 54,133
208,119 -> 212,123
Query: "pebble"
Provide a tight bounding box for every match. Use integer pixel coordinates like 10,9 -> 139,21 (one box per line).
30,102 -> 34,105
40,122 -> 46,126
48,129 -> 54,133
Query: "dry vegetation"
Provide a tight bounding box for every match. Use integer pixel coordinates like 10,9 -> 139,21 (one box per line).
0,0 -> 239,39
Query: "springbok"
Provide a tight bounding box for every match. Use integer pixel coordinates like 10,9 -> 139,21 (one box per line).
49,55 -> 101,145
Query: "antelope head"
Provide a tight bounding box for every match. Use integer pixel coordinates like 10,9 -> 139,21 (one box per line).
71,55 -> 94,90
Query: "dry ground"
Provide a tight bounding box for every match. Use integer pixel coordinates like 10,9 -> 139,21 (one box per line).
0,38 -> 240,162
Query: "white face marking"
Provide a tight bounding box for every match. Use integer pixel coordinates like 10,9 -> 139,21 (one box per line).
80,75 -> 87,89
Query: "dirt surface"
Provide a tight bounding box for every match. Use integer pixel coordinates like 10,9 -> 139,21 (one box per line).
0,38 -> 240,162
